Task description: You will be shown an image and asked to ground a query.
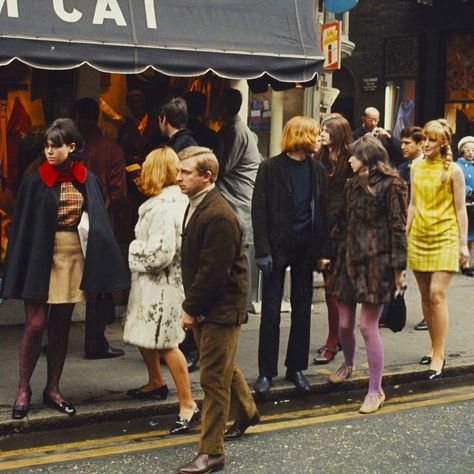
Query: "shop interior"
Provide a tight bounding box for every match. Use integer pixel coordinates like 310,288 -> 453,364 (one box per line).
0,61 -> 310,272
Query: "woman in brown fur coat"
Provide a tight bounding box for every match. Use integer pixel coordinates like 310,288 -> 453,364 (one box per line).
327,134 -> 407,414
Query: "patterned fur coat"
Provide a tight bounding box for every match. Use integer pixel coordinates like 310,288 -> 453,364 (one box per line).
123,185 -> 187,349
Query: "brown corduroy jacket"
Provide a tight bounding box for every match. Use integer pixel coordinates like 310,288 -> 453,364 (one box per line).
181,187 -> 248,326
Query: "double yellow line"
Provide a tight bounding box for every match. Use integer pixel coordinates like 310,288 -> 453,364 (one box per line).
1,385 -> 473,471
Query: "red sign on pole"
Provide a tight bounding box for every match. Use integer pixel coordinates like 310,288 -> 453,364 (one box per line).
321,22 -> 341,70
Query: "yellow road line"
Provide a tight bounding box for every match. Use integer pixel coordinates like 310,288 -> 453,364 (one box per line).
0,387 -> 473,471
1,384 -> 472,460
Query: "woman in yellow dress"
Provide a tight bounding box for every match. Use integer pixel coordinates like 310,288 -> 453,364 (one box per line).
407,119 -> 469,379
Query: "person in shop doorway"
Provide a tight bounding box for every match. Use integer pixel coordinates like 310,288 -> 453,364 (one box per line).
159,97 -> 197,153
352,107 -> 403,166
158,96 -> 200,373
184,91 -> 221,158
73,97 -> 128,359
117,89 -> 163,246
217,88 -> 261,313
177,146 -> 259,474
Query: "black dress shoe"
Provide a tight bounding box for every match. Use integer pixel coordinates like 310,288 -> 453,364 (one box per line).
85,346 -> 125,360
224,412 -> 260,440
12,388 -> 32,420
185,351 -> 199,372
170,406 -> 200,435
43,391 -> 76,416
414,319 -> 428,331
419,355 -> 432,365
427,360 -> 445,380
285,370 -> 310,394
126,384 -> 169,400
12,405 -> 29,420
254,375 -> 272,397
178,454 -> 225,474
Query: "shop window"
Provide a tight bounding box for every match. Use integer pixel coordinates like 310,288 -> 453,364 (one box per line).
248,87 -> 305,159
444,32 -> 474,151
384,80 -> 416,138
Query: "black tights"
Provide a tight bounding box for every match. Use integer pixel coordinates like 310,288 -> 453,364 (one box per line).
16,301 -> 74,405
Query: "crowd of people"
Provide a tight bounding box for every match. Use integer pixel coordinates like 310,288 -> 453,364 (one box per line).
1,90 -> 471,473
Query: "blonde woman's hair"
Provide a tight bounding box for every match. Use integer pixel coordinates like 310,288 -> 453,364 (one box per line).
422,119 -> 453,182
178,146 -> 219,183
139,146 -> 179,196
281,116 -> 321,154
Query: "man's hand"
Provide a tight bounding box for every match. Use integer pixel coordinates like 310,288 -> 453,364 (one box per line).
180,312 -> 197,331
255,255 -> 273,276
376,128 -> 391,140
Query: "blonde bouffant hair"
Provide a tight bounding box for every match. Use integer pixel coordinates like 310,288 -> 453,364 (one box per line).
281,116 -> 321,154
139,146 -> 179,197
422,119 -> 453,182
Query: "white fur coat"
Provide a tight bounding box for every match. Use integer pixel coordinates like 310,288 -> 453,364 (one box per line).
123,185 -> 187,349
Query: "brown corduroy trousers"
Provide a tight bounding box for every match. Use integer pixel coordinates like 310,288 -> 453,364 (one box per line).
194,322 -> 258,455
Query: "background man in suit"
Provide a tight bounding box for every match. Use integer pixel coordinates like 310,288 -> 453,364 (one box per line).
352,107 -> 403,166
177,146 -> 259,474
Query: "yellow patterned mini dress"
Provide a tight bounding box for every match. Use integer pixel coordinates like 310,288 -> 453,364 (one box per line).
408,155 -> 460,272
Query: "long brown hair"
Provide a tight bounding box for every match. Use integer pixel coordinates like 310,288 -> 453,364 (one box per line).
318,113 -> 352,178
350,135 -> 402,196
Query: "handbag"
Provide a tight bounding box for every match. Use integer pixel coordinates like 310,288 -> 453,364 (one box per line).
386,285 -> 407,333
95,292 -> 116,325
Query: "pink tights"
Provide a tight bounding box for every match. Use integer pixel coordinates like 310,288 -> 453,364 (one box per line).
16,301 -> 74,405
323,273 -> 339,349
337,301 -> 384,394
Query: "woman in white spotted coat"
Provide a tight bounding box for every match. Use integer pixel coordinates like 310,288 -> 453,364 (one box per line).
123,147 -> 197,432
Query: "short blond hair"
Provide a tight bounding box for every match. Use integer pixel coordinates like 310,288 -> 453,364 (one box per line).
281,116 -> 321,154
139,146 -> 179,197
178,146 -> 219,182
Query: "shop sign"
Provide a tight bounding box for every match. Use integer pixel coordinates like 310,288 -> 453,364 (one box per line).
321,22 -> 341,71
362,77 -> 379,92
0,0 -> 158,33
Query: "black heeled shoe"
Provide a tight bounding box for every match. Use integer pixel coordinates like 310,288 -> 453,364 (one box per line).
419,355 -> 432,365
43,391 -> 76,416
170,406 -> 200,435
427,359 -> 445,380
126,384 -> 169,400
12,388 -> 32,420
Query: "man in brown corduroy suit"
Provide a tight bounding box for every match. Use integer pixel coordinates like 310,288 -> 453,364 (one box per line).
177,146 -> 259,474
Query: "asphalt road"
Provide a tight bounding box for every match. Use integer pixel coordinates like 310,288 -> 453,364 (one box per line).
1,375 -> 473,474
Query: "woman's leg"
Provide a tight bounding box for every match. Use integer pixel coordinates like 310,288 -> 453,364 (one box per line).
359,303 -> 385,394
15,302 -> 49,405
336,301 -> 357,367
427,272 -> 453,371
413,271 -> 434,357
45,304 -> 74,403
323,272 -> 339,350
138,347 -> 167,390
161,348 -> 196,419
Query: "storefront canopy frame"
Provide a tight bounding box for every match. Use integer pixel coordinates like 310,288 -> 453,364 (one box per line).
0,0 -> 324,82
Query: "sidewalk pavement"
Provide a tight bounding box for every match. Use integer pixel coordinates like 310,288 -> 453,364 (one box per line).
1,271 -> 473,436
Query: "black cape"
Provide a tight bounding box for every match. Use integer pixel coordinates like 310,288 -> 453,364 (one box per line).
1,171 -> 130,300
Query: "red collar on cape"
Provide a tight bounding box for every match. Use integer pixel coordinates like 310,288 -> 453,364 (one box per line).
39,160 -> 87,187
